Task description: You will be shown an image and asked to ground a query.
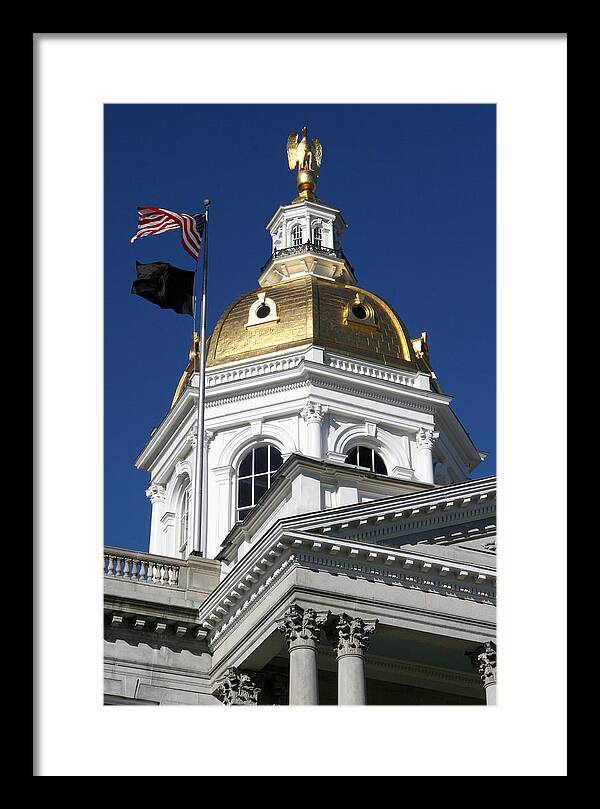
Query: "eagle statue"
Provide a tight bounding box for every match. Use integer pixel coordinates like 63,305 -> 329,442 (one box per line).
286,127 -> 323,199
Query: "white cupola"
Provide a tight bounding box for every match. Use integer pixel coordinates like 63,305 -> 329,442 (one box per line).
259,199 -> 354,287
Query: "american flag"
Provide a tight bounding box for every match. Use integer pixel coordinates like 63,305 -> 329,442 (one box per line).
130,207 -> 205,261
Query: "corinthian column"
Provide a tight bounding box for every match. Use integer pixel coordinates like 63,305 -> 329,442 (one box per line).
300,401 -> 328,459
415,427 -> 439,484
215,667 -> 261,706
145,482 -> 166,555
278,605 -> 330,705
467,641 -> 497,705
335,614 -> 378,705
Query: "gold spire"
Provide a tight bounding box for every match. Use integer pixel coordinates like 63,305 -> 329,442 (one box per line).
286,126 -> 323,201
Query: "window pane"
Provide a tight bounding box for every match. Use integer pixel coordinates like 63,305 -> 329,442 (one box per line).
238,506 -> 252,521
374,452 -> 387,475
239,450 -> 253,478
359,446 -> 372,469
270,446 -> 283,471
254,474 -> 269,504
346,447 -> 358,465
238,477 -> 252,508
255,446 -> 269,474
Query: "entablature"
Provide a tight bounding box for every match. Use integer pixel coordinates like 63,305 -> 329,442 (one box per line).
201,525 -> 497,650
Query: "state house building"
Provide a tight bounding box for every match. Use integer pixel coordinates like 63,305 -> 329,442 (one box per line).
104,129 -> 497,706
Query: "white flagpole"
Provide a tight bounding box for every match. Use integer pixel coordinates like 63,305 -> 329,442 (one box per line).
191,200 -> 211,556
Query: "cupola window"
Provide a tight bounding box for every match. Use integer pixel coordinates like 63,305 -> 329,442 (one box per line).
237,444 -> 284,520
352,302 -> 368,320
245,292 -> 280,328
344,293 -> 378,329
313,226 -> 323,248
291,224 -> 303,247
345,446 -> 387,475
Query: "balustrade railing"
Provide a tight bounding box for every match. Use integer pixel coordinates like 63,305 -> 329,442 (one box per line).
104,549 -> 181,587
327,355 -> 416,386
260,241 -> 355,275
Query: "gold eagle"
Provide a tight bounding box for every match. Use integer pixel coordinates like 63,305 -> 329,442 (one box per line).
287,127 -> 323,174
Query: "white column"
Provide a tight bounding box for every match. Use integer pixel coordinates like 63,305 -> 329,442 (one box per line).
201,430 -> 215,557
145,483 -> 166,555
300,401 -> 328,459
468,641 -> 497,705
212,465 -> 234,554
415,427 -> 439,484
278,605 -> 330,705
335,614 -> 378,705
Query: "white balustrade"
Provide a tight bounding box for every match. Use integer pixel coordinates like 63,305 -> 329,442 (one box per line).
326,356 -> 416,386
104,550 -> 180,587
206,355 -> 303,387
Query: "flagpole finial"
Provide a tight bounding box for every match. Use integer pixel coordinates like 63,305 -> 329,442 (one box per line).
203,199 -> 211,208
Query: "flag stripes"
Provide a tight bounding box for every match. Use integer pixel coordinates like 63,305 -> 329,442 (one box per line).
130,207 -> 205,260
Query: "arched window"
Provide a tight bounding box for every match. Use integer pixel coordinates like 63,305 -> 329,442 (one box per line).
345,445 -> 387,475
313,226 -> 323,248
237,444 -> 284,520
178,482 -> 191,553
291,224 -> 303,247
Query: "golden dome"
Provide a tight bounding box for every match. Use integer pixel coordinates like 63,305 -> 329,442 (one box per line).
205,276 -> 418,370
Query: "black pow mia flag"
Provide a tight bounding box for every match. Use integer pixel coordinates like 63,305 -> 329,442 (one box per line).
131,261 -> 194,316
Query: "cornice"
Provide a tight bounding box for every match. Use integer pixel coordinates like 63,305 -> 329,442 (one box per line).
200,529 -> 496,647
134,386 -> 196,471
104,598 -> 208,642
135,345 -> 466,469
286,476 -> 497,535
435,405 -> 483,469
326,498 -> 497,547
206,379 -> 311,410
203,354 -> 449,414
220,473 -> 496,559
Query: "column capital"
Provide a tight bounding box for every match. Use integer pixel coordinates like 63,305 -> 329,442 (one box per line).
213,464 -> 234,483
336,613 -> 378,658
415,426 -> 439,450
145,482 -> 166,504
215,667 -> 261,706
467,641 -> 497,688
188,422 -> 199,449
278,604 -> 330,649
300,400 -> 328,424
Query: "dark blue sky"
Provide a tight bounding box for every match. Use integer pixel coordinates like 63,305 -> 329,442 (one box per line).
105,104 -> 496,553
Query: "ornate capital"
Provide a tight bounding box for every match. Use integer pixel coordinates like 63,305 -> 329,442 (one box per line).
336,613 -> 378,658
216,667 -> 261,706
278,605 -> 330,649
188,423 -> 198,449
416,427 -> 439,451
300,400 -> 328,424
467,641 -> 497,688
205,429 -> 215,450
145,482 -> 166,504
